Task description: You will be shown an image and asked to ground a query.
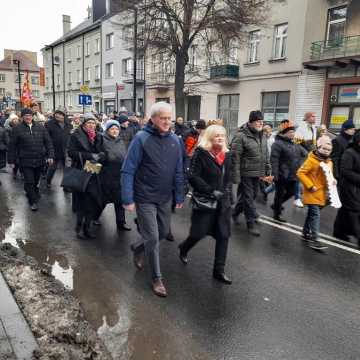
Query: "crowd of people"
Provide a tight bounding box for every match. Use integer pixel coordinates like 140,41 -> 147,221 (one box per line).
0,101 -> 359,297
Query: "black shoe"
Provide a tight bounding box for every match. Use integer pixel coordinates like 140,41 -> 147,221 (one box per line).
83,230 -> 96,239
30,203 -> 38,212
301,233 -> 312,241
247,223 -> 260,237
213,272 -> 232,285
333,232 -> 350,242
117,224 -> 132,231
307,239 -> 328,251
166,232 -> 175,242
178,245 -> 188,264
273,215 -> 287,223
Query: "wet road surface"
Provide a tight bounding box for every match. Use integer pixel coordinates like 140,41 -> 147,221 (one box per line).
1,171 -> 360,360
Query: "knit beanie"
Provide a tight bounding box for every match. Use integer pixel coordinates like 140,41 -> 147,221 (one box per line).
105,120 -> 120,132
82,113 -> 96,124
21,108 -> 33,117
341,118 -> 355,131
117,114 -> 129,125
249,110 -> 263,123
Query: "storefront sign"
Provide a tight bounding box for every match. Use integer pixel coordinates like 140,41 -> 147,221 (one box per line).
338,85 -> 360,103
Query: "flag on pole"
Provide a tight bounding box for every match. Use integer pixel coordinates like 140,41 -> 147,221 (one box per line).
21,71 -> 33,107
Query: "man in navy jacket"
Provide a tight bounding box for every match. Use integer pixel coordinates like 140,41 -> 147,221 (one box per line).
121,102 -> 184,297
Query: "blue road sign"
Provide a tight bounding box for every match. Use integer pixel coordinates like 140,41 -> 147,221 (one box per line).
79,94 -> 92,106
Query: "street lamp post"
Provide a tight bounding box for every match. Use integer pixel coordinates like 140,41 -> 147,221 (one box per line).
12,60 -> 21,109
133,6 -> 138,113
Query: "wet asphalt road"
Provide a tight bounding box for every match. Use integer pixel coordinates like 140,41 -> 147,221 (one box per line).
1,170 -> 360,360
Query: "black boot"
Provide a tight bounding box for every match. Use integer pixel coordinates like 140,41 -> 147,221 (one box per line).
178,244 -> 188,264
213,271 -> 232,284
247,222 -> 260,237
83,218 -> 96,239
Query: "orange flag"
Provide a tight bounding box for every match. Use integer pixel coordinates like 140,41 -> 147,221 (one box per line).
21,71 -> 33,107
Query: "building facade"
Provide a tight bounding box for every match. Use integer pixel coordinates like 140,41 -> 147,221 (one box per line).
0,50 -> 44,111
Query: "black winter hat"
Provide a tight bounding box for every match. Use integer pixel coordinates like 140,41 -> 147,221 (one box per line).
117,114 -> 129,125
249,110 -> 263,123
21,108 -> 33,117
342,118 -> 355,130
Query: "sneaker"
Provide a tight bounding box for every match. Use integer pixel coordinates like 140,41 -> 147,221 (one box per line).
308,239 -> 328,251
301,233 -> 312,241
247,222 -> 260,237
294,199 -> 304,208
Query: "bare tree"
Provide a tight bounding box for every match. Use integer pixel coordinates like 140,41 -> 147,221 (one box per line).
118,0 -> 269,117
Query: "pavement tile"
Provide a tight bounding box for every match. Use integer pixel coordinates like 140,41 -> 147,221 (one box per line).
1,313 -> 37,360
0,337 -> 15,360
0,275 -> 19,318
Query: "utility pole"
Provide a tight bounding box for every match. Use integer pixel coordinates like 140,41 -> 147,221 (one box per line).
12,60 -> 21,109
132,6 -> 138,113
51,46 -> 56,112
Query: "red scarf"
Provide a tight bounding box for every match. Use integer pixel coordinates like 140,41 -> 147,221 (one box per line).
84,127 -> 96,144
209,148 -> 226,166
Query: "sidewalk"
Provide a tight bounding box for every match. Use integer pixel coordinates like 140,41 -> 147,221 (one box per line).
0,272 -> 38,360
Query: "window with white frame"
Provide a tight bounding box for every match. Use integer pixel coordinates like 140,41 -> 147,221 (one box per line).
248,30 -> 260,63
122,58 -> 132,76
68,72 -> 72,84
77,70 -> 81,83
189,45 -> 198,71
67,93 -> 73,107
95,65 -> 100,80
77,45 -> 81,58
273,23 -> 288,59
67,48 -> 72,62
0,88 -> 5,95
33,90 -> 40,98
95,38 -> 100,53
86,42 -> 90,56
85,68 -> 91,82
326,6 -> 347,43
0,74 -> 5,82
106,63 -> 114,78
106,33 -> 114,50
31,76 -> 39,85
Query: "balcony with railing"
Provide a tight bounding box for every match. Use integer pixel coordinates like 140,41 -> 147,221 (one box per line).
122,70 -> 145,84
209,64 -> 239,83
146,71 -> 175,90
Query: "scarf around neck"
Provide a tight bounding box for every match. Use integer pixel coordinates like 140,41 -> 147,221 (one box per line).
209,147 -> 226,166
84,127 -> 96,144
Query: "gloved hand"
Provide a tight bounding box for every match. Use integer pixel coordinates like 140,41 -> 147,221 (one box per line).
212,190 -> 224,200
91,153 -> 100,161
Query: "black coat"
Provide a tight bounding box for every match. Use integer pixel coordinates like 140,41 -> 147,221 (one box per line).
188,147 -> 232,240
271,135 -> 307,181
68,127 -> 104,218
0,126 -> 9,169
331,132 -> 353,179
119,126 -> 134,149
339,143 -> 360,212
45,118 -> 72,160
174,123 -> 188,138
100,134 -> 127,205
7,122 -> 54,168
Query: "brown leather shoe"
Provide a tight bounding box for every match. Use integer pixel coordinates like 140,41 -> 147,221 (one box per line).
133,252 -> 145,271
152,279 -> 167,297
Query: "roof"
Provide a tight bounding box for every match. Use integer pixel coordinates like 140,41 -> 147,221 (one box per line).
0,51 -> 40,72
44,17 -> 101,49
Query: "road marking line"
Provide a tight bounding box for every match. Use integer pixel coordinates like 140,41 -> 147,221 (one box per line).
258,218 -> 360,256
260,214 -> 353,246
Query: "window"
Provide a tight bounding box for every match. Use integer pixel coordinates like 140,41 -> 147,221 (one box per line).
106,33 -> 114,50
189,45 -> 198,71
77,70 -> 81,83
85,68 -> 91,82
0,88 -> 5,96
68,72 -> 72,84
155,97 -> 170,103
95,38 -> 100,53
67,93 -> 73,107
273,23 -> 288,59
248,30 -> 260,63
122,58 -> 132,75
106,62 -> 114,78
95,65 -> 100,80
86,42 -> 90,56
262,91 -> 290,126
67,48 -> 72,62
326,6 -> 347,43
57,74 -> 60,85
46,77 -> 49,88
217,94 -> 239,138
15,89 -> 20,97
15,74 -> 24,83
33,90 -> 40,98
31,76 -> 39,85
77,45 -> 81,59
0,74 -> 5,82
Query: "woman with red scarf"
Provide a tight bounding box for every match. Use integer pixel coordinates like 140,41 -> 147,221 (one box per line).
68,113 -> 105,239
178,125 -> 233,284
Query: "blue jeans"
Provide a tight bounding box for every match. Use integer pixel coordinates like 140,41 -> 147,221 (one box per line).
294,181 -> 302,200
303,205 -> 321,239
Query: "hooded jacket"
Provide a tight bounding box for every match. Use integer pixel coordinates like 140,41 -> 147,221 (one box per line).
121,122 -> 185,205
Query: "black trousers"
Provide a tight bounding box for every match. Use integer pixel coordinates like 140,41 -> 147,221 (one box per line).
273,180 -> 296,216
22,166 -> 42,204
334,207 -> 360,241
46,158 -> 65,184
99,202 -> 126,227
233,176 -> 260,224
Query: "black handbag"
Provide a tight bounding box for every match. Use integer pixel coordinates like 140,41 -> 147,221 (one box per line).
61,153 -> 92,193
192,193 -> 218,211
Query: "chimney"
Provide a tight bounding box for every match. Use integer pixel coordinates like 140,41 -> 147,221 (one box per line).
62,15 -> 71,35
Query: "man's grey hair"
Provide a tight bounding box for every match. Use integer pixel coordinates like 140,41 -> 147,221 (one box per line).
150,101 -> 172,118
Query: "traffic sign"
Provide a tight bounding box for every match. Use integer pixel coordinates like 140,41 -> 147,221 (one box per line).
80,85 -> 90,94
79,94 -> 92,106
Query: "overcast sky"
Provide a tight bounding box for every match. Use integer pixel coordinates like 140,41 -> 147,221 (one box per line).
0,0 -> 92,66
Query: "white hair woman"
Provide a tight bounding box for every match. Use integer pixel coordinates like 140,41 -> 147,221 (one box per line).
178,125 -> 233,284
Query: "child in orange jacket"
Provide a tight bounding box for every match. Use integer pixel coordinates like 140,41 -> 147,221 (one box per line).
297,136 -> 334,251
